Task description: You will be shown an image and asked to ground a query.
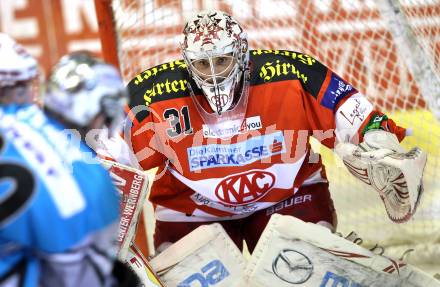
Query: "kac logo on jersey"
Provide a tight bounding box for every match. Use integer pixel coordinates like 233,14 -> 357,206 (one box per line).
202,116 -> 262,138
215,170 -> 275,205
177,259 -> 230,287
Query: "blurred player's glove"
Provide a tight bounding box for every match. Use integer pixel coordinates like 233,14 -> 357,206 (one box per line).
335,130 -> 427,223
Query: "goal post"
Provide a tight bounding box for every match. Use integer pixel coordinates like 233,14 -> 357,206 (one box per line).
94,0 -> 121,70
95,0 -> 440,273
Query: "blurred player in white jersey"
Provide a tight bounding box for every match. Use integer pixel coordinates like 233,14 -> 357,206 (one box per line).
0,34 -> 139,286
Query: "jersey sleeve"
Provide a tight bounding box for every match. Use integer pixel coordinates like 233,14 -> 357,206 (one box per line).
94,106 -> 167,170
125,105 -> 167,171
299,57 -> 406,148
124,61 -> 194,172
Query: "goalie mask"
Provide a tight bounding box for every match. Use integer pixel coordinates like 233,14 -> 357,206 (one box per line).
181,10 -> 250,125
45,51 -> 127,135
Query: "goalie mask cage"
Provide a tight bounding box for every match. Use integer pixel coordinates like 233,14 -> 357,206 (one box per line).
95,0 -> 440,273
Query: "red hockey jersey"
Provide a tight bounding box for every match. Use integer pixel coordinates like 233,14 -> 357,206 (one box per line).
126,50 -> 405,222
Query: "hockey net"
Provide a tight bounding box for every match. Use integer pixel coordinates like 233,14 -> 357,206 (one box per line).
96,0 -> 440,273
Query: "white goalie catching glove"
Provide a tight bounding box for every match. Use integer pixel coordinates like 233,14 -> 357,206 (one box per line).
334,130 -> 427,223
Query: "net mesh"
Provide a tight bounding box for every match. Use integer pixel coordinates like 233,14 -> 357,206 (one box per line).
109,0 -> 440,269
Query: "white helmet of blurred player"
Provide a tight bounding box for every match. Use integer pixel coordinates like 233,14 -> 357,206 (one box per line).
45,51 -> 127,135
0,33 -> 38,104
181,10 -> 249,124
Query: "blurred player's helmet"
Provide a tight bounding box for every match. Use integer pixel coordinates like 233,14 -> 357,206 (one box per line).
45,51 -> 127,134
0,33 -> 38,104
181,10 -> 249,124
0,33 -> 37,87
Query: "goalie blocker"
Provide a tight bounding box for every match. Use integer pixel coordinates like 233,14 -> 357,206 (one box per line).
335,130 -> 427,223
101,159 -> 167,286
100,159 -> 149,259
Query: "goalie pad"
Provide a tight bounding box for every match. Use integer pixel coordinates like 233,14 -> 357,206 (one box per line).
242,214 -> 440,287
100,159 -> 149,260
149,223 -> 246,287
334,130 -> 427,223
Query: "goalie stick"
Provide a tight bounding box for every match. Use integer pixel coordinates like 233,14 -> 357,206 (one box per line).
100,159 -> 165,286
125,243 -> 166,287
100,159 -> 149,259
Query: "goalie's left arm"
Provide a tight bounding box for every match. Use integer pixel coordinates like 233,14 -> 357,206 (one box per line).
299,59 -> 427,223
332,96 -> 427,223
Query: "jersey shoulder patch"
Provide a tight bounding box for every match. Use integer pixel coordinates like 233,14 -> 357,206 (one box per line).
127,60 -> 195,122
249,49 -> 328,98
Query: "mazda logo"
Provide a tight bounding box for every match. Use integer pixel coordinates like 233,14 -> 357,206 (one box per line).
272,249 -> 313,284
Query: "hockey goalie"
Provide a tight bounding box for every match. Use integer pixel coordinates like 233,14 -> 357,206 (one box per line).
120,9 -> 427,259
